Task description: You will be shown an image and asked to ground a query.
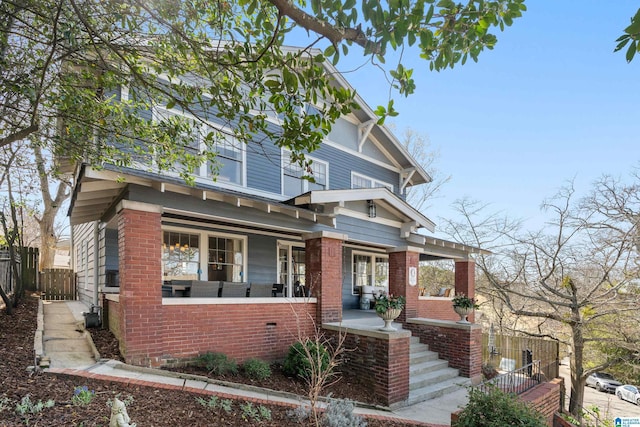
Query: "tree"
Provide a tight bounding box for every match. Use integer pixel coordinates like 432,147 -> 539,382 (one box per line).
441,172 -> 640,418
402,128 -> 451,213
0,0 -> 526,179
615,8 -> 640,62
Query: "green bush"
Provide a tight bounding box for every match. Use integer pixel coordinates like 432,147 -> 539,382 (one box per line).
454,386 -> 546,427
196,352 -> 238,376
283,339 -> 330,379
242,358 -> 272,381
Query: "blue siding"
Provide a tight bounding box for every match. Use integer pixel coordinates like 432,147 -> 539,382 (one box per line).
247,234 -> 278,283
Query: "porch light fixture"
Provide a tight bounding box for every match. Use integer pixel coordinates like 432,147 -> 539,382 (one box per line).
368,200 -> 376,218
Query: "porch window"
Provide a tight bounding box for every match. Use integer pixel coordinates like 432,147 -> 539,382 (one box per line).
352,252 -> 389,295
351,172 -> 393,192
208,236 -> 244,282
162,231 -> 200,281
282,149 -> 327,197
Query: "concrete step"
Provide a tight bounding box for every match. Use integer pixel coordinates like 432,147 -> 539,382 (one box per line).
410,347 -> 439,363
410,358 -> 450,375
410,367 -> 461,391
407,376 -> 471,405
409,341 -> 429,354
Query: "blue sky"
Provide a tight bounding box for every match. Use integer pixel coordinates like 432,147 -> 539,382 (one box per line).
321,2 -> 640,232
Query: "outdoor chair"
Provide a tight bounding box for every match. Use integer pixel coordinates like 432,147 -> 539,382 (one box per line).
220,282 -> 249,297
249,283 -> 273,297
272,283 -> 285,297
189,280 -> 220,298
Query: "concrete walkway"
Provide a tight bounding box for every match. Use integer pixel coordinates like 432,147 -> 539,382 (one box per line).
37,300 -> 469,426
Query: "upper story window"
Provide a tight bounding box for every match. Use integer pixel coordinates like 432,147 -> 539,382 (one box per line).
351,172 -> 393,192
153,107 -> 244,186
282,149 -> 328,197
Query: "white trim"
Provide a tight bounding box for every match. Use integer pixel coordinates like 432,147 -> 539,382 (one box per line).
163,297 -> 317,305
322,138 -> 398,173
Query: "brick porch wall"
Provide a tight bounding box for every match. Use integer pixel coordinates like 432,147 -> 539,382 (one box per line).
324,326 -> 411,407
161,302 -> 317,363
417,297 -> 459,321
406,319 -> 482,380
117,204 -> 164,367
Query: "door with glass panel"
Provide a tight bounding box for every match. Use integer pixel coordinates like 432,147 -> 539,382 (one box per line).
278,243 -> 305,296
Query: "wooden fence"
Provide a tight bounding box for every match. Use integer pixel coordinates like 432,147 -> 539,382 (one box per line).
482,332 -> 559,380
21,247 -> 38,291
40,269 -> 76,300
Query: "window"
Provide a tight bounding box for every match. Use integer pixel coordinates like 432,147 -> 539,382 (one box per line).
352,252 -> 388,295
153,107 -> 244,185
208,236 -> 244,282
162,231 -> 200,281
351,172 -> 393,192
282,150 -> 327,196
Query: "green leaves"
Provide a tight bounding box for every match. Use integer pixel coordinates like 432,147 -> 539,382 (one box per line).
614,8 -> 640,63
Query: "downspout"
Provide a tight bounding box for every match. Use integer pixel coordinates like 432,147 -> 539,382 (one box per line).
93,220 -> 100,308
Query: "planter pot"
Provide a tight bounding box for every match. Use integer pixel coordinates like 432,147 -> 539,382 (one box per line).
377,308 -> 402,331
453,306 -> 474,324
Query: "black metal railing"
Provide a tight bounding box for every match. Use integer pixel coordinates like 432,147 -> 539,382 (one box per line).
477,360 -> 542,395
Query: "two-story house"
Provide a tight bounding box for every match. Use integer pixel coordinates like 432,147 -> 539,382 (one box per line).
68,52 -> 483,407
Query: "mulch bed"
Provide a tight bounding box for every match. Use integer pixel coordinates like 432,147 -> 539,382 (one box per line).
0,294 -> 429,426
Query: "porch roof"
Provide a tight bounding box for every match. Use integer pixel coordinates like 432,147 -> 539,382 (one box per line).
291,187 -> 436,232
67,164 -> 336,227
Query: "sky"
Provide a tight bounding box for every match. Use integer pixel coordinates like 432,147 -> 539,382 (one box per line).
316,1 -> 640,234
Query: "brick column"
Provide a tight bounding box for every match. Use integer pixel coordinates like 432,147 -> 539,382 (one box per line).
117,201 -> 164,367
304,231 -> 346,324
388,247 -> 421,324
455,259 -> 476,322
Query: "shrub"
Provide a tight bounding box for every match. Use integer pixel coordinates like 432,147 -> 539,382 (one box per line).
321,398 -> 367,427
454,386 -> 546,427
242,358 -> 272,381
196,352 -> 238,376
283,340 -> 330,379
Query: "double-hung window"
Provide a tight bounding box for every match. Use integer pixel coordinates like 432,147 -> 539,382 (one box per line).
282,149 -> 327,197
351,172 -> 393,192
153,106 -> 244,186
352,252 -> 389,295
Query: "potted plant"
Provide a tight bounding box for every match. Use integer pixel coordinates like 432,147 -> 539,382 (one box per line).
451,293 -> 479,324
374,292 -> 406,331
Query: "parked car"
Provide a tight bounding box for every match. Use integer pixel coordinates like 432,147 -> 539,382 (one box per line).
586,372 -> 622,393
616,385 -> 640,405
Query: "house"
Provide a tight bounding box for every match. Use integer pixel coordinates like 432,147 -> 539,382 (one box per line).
68,51 -> 485,407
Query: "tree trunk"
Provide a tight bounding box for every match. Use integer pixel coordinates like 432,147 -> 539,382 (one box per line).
0,285 -> 12,314
38,210 -> 57,270
569,325 -> 585,417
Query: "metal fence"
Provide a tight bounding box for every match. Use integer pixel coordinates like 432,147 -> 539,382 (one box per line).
477,360 -> 542,395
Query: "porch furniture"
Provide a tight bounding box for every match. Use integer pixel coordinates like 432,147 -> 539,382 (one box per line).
167,280 -> 192,297
272,283 -> 285,297
190,280 -> 220,297
220,282 -> 249,297
249,283 -> 273,297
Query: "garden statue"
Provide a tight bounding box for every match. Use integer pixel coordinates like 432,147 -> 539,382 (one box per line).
109,398 -> 136,427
